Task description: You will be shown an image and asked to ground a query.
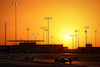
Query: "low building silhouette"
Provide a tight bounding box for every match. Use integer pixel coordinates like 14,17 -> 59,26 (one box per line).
3,43 -> 64,53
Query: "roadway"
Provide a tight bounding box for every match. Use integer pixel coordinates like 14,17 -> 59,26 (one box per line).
0,53 -> 100,67
0,59 -> 90,67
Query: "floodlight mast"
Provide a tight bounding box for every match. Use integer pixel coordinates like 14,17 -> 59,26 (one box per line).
51,36 -> 53,44
84,26 -> 89,45
45,29 -> 48,45
33,33 -> 39,42
26,28 -> 29,41
4,23 -> 6,46
70,35 -> 76,49
78,30 -> 80,48
94,31 -> 97,47
75,30 -> 79,49
12,3 -> 19,45
44,17 -> 52,45
75,30 -> 77,49
41,27 -> 46,45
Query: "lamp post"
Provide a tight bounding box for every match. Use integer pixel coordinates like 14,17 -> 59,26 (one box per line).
84,26 -> 89,45
33,33 -> 39,42
12,3 -> 19,45
94,31 -> 97,47
4,23 -> 6,46
26,28 -> 29,41
70,35 -> 76,49
75,30 -> 79,49
78,31 -> 80,48
75,30 -> 77,49
45,29 -> 48,45
51,36 -> 53,45
44,17 -> 52,45
41,27 -> 46,45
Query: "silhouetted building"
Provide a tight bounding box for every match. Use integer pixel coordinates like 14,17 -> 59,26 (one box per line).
78,47 -> 100,53
8,43 -> 64,53
86,44 -> 92,47
0,46 -> 10,53
19,43 -> 36,46
63,47 -> 68,53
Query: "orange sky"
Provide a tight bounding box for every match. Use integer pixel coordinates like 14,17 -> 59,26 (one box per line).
0,0 -> 100,49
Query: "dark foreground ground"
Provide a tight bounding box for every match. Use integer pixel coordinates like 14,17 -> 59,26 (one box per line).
0,58 -> 99,67
0,53 -> 100,67
0,59 -> 89,67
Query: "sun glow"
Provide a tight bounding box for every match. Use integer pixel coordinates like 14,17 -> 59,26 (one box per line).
65,35 -> 70,40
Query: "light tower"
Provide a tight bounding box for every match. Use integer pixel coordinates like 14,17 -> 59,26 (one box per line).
94,31 -> 97,47
41,27 -> 46,45
33,33 -> 39,42
44,17 -> 52,45
70,35 -> 76,49
4,23 -> 6,46
12,3 -> 19,45
45,29 -> 48,45
78,30 -> 80,48
51,36 -> 53,44
84,26 -> 89,45
26,28 -> 29,41
75,30 -> 79,49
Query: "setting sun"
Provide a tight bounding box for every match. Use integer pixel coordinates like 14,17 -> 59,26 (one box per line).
65,35 -> 70,40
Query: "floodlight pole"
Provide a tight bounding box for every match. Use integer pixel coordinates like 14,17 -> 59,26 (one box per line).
5,27 -> 6,46
78,31 -> 79,48
86,29 -> 87,44
84,26 -> 89,45
72,36 -> 74,49
94,31 -> 97,47
12,3 -> 19,45
35,35 -> 36,41
51,36 -> 53,44
4,23 -> 6,46
27,30 -> 29,40
75,30 -> 77,49
41,27 -> 46,45
44,17 -> 52,45
70,35 -> 76,49
33,33 -> 39,43
45,29 -> 48,45
26,28 -> 29,41
75,30 -> 79,49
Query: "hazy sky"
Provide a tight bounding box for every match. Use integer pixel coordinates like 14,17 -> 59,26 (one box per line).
0,0 -> 100,49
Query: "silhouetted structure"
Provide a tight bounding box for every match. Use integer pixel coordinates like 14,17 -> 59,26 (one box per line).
12,3 -> 19,45
9,43 -> 63,53
0,46 -> 10,53
41,27 -> 46,45
1,40 -> 64,53
44,17 -> 52,45
86,44 -> 92,47
78,47 -> 100,53
84,26 -> 89,45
